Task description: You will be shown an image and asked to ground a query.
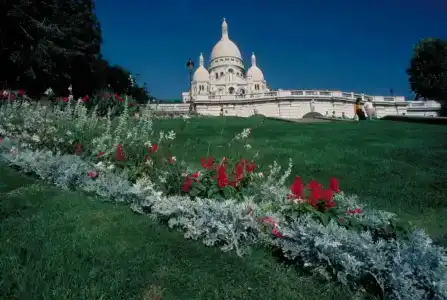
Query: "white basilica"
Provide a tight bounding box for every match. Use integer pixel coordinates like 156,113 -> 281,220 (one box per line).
190,18 -> 268,98
173,19 -> 441,118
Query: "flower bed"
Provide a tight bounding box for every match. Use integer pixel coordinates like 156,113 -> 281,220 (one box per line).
0,100 -> 446,299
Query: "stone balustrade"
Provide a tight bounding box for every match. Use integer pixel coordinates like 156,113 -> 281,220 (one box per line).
160,89 -> 441,119
181,89 -> 413,103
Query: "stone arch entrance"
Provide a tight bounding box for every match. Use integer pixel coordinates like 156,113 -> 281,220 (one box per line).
302,112 -> 324,119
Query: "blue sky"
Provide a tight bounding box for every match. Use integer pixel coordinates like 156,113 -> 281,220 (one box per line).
95,0 -> 447,100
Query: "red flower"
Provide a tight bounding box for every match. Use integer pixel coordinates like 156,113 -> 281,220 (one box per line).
62,97 -> 69,103
82,95 -> 89,103
307,179 -> 321,190
88,171 -> 98,179
116,144 -> 125,161
347,208 -> 362,215
245,162 -> 256,173
321,188 -> 333,202
234,161 -> 245,181
309,186 -> 321,207
183,175 -> 193,192
325,199 -> 336,209
192,172 -> 200,181
97,151 -> 105,159
149,144 -> 158,153
201,157 -> 214,169
115,93 -> 123,102
183,172 -> 200,193
168,156 -> 175,164
329,177 -> 340,192
17,89 -> 25,96
271,227 -> 283,238
289,176 -> 304,199
217,164 -> 228,189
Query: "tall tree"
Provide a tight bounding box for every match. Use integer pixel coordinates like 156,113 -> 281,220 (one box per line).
0,0 -> 102,97
407,38 -> 447,103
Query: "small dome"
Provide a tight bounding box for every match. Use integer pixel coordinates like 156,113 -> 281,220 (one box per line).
247,66 -> 264,81
193,53 -> 210,81
246,52 -> 264,81
210,18 -> 242,60
193,67 -> 209,81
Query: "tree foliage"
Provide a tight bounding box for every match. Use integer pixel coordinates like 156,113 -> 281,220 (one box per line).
407,38 -> 447,102
0,0 -> 153,103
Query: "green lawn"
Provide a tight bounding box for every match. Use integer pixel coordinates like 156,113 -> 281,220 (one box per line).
157,117 -> 447,244
1,117 -> 446,299
0,165 -> 356,300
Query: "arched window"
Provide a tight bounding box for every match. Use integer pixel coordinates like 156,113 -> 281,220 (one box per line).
240,89 -> 245,95
228,69 -> 234,73
215,73 -> 218,79
220,72 -> 224,77
229,87 -> 235,94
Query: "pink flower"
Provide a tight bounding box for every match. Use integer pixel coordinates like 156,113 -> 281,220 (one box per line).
88,171 -> 98,179
271,227 -> 282,238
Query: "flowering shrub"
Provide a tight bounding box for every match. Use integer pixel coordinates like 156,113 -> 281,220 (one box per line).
0,100 -> 446,300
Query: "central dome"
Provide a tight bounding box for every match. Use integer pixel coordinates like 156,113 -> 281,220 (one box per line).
210,18 -> 242,61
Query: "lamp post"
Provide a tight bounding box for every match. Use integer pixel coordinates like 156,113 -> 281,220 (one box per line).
186,58 -> 195,113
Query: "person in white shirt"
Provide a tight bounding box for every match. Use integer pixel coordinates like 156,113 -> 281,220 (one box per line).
364,98 -> 375,120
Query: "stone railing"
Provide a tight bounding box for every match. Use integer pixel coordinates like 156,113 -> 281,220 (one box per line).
182,89 -> 409,103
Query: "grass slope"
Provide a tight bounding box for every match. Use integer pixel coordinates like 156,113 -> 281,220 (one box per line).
1,117 -> 446,299
157,117 -> 447,244
0,164 -> 354,300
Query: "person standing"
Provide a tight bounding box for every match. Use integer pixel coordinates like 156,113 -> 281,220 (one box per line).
364,98 -> 375,120
354,98 -> 366,120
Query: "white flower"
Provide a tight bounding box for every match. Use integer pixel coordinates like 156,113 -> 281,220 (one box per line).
166,130 -> 176,140
235,128 -> 251,140
170,156 -> 176,163
44,87 -> 54,96
95,162 -> 106,170
31,134 -> 41,142
257,172 -> 264,178
107,164 -> 115,170
68,84 -> 73,92
244,144 -> 251,149
66,130 -> 72,136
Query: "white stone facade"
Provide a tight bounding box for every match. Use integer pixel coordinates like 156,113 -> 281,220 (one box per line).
167,18 -> 442,119
188,18 -> 268,100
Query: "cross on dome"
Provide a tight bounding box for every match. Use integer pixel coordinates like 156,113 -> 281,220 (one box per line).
221,17 -> 229,40
199,53 -> 204,67
251,52 -> 257,66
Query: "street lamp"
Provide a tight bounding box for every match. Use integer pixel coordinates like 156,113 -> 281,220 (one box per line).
186,58 -> 195,113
